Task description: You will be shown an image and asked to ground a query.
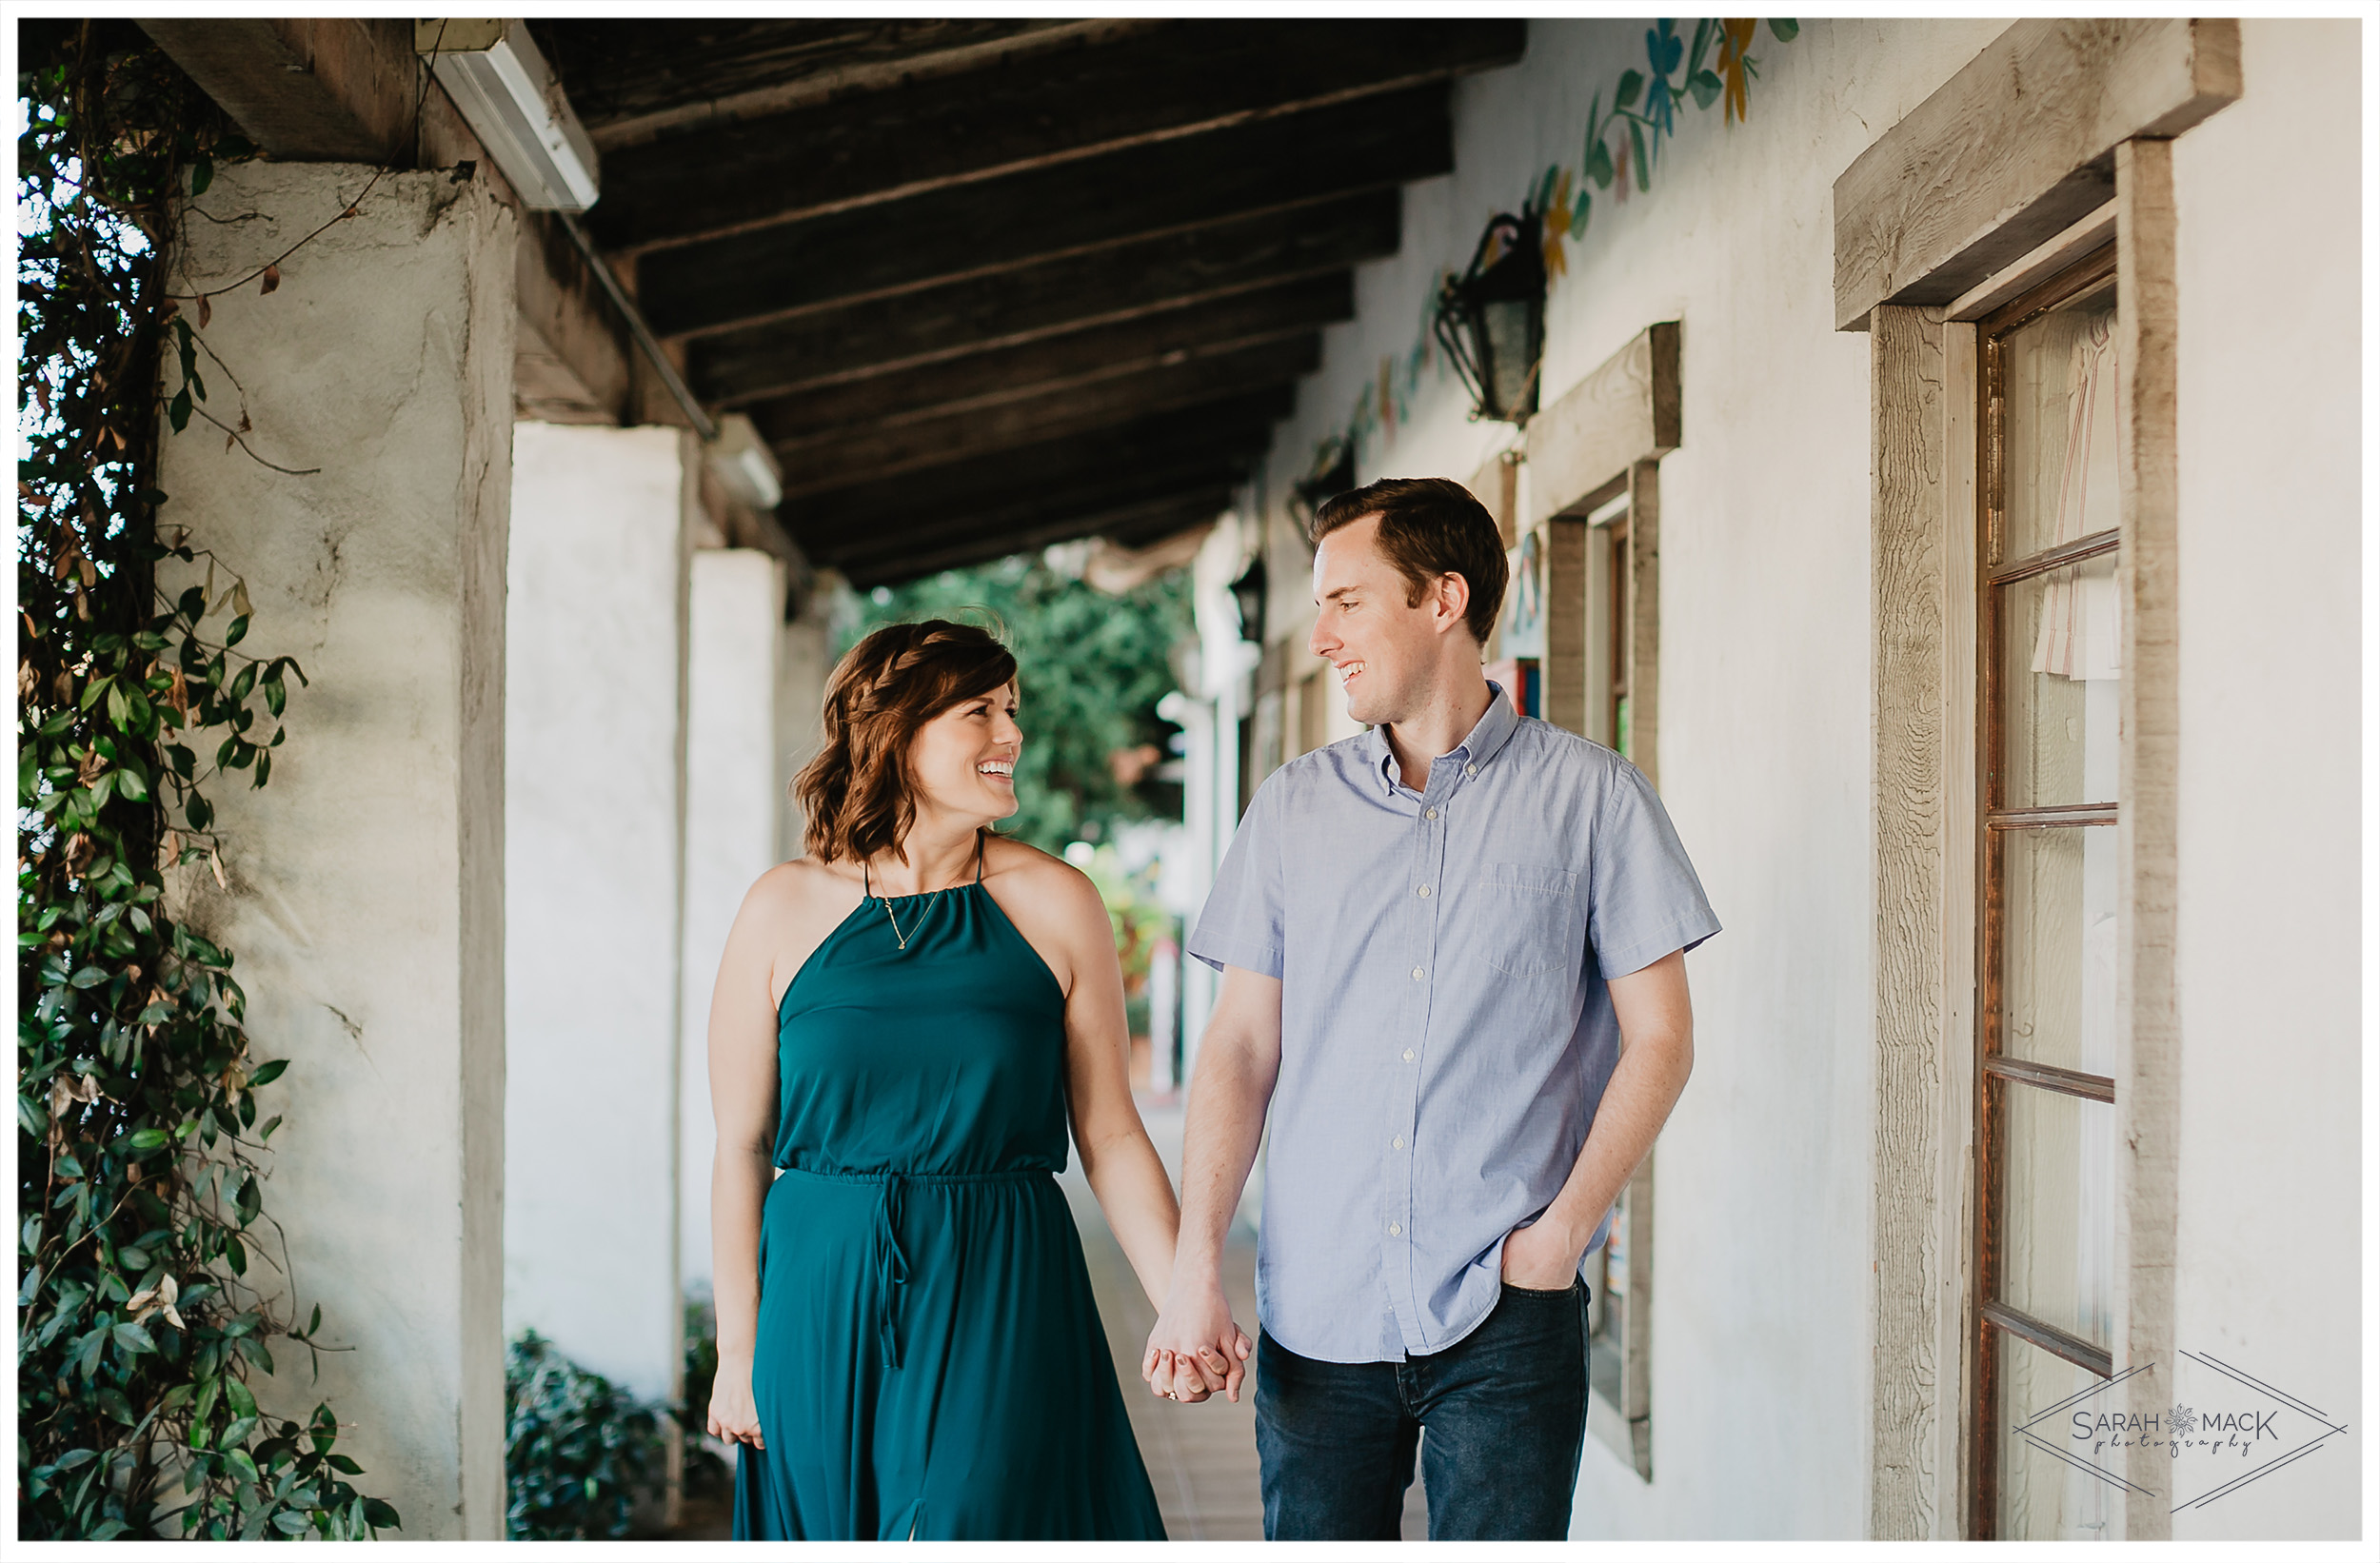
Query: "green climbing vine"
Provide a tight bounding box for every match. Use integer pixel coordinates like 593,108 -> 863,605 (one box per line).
17,23 -> 398,1538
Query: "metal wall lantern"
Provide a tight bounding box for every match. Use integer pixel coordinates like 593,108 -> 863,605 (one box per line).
1286,438 -> 1357,533
1434,208 -> 1546,424
1228,556 -> 1268,645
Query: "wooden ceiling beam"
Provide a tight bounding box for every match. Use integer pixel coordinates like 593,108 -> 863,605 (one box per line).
803,458 -> 1242,568
785,395 -> 1281,536
639,84 -> 1451,337
541,20 -> 1149,149
589,21 -> 1524,251
728,274 -> 1349,428
688,190 -> 1396,404
834,488 -> 1240,587
768,339 -> 1311,498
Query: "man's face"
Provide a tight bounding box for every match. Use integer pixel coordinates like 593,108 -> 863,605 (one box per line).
1307,514 -> 1446,728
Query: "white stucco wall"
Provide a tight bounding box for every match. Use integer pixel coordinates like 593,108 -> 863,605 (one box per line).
156,164 -> 515,1538
503,423 -> 690,1404
2167,17 -> 2364,1539
679,550 -> 789,1291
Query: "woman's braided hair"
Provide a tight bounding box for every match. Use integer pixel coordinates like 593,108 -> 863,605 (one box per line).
796,619 -> 1018,864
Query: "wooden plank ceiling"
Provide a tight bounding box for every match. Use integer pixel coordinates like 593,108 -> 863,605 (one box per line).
538,18 -> 1526,585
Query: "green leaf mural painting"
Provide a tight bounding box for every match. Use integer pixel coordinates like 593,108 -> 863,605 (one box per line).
1315,19 -> 1797,480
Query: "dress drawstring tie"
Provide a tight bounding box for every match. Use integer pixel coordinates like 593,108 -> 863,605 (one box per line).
873,1174 -> 911,1370
770,1163 -> 1046,1376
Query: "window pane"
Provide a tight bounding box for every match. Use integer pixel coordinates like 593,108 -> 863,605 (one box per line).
2000,825 -> 2120,1073
1999,1080 -> 2116,1351
1998,276 -> 2119,565
1998,555 -> 2121,808
1996,1328 -> 2121,1540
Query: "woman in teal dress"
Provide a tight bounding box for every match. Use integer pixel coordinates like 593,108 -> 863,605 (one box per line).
702,621 -> 1244,1540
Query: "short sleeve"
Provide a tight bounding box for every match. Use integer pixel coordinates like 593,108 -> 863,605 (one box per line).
1587,756 -> 1721,979
1187,774 -> 1287,979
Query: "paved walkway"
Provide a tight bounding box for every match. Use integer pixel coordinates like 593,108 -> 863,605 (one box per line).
1060,1096 -> 1428,1541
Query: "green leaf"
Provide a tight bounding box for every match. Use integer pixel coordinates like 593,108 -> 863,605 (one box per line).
363,1498 -> 401,1531
1768,19 -> 1799,42
225,614 -> 249,646
1689,69 -> 1722,110
1629,117 -> 1651,192
1584,135 -> 1614,189
272,1511 -> 311,1534
247,1058 -> 289,1087
1615,68 -> 1644,110
114,765 -> 149,801
263,677 -> 286,717
226,1378 -> 259,1419
124,1126 -> 169,1151
169,386 -> 192,433
327,1453 -> 363,1474
188,153 -> 214,198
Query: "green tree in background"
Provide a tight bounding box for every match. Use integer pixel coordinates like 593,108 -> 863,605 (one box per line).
844,556 -> 1190,856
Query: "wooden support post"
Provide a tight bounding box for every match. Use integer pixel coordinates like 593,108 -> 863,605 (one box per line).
2113,134 -> 2181,1544
1542,518 -> 1588,736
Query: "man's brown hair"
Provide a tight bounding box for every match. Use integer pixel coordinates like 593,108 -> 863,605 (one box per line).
795,619 -> 1017,863
1309,476 -> 1508,644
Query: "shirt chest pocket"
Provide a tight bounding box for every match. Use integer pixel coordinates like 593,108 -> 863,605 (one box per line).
1468,862 -> 1583,979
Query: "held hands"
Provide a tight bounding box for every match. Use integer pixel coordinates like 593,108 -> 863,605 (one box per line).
1141,1281 -> 1253,1405
1499,1215 -> 1588,1292
707,1352 -> 764,1452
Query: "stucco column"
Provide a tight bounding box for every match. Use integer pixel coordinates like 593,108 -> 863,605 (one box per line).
679,550 -> 788,1292
502,423 -> 690,1416
772,589 -> 834,862
158,163 -> 514,1538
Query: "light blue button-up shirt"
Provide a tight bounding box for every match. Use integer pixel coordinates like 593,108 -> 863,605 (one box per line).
1188,685 -> 1719,1363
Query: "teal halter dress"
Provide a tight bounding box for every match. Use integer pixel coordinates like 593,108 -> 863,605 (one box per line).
732,845 -> 1165,1540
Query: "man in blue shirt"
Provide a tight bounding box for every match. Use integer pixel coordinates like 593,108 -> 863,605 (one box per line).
1144,477 -> 1718,1539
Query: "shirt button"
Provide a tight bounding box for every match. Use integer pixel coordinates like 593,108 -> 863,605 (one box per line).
1392,1136 -> 1405,1150
1388,1223 -> 1402,1237
1424,806 -> 1438,820
1410,965 -> 1425,980
1465,763 -> 1477,776
1401,1048 -> 1416,1061
1417,884 -> 1432,898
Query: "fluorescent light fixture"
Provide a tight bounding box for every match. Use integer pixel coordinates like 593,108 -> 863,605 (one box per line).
705,415 -> 783,511
417,20 -> 599,212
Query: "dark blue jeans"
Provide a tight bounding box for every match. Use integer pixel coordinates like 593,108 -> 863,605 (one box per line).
1254,1279 -> 1590,1540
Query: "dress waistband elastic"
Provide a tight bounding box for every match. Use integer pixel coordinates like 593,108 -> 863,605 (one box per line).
771,1165 -> 1051,1370
774,1165 -> 1053,1185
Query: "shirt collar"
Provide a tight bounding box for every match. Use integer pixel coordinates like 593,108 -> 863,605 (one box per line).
1365,681 -> 1525,796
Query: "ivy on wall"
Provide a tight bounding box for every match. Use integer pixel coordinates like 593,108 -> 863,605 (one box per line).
16,23 -> 397,1538
1309,18 -> 1799,487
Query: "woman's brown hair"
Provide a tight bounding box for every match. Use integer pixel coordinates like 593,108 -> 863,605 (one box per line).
795,619 -> 1018,864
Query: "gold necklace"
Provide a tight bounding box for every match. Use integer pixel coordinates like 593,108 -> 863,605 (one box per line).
879,888 -> 942,951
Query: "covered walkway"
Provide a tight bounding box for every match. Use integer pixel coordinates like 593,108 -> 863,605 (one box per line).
1059,1098 -> 1428,1542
